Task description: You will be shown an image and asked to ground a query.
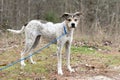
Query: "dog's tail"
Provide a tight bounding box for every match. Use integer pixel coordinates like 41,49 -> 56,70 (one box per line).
7,25 -> 26,34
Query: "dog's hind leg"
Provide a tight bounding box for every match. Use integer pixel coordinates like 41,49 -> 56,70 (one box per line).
28,49 -> 36,64
21,35 -> 40,67
20,42 -> 33,67
28,35 -> 41,64
21,47 -> 29,67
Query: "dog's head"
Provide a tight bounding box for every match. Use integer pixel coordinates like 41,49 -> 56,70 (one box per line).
61,12 -> 82,29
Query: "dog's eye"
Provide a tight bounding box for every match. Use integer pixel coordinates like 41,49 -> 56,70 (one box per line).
67,19 -> 71,22
74,19 -> 77,21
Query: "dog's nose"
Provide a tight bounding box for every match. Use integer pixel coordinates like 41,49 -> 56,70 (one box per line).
71,23 -> 75,28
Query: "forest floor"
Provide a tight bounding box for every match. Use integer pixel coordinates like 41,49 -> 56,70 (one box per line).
0,34 -> 120,80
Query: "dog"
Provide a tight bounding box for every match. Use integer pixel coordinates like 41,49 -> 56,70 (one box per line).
7,12 -> 81,75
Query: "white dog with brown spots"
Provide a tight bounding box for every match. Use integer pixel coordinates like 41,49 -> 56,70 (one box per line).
7,12 -> 81,75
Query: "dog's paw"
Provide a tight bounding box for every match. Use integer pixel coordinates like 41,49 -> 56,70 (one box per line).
69,68 -> 75,73
68,66 -> 75,73
31,61 -> 36,64
58,69 -> 63,75
21,61 -> 26,66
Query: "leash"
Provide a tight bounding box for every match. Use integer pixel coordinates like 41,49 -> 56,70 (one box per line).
0,26 -> 67,71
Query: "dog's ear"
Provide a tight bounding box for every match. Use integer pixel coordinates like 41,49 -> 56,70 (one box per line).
74,12 -> 82,17
61,12 -> 70,19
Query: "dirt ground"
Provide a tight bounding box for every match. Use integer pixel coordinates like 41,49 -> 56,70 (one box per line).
0,36 -> 120,80
49,64 -> 120,80
49,53 -> 120,80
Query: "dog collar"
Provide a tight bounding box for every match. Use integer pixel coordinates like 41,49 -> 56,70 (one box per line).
63,26 -> 67,34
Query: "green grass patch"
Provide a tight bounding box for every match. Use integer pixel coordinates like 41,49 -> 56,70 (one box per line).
71,46 -> 96,54
71,46 -> 120,65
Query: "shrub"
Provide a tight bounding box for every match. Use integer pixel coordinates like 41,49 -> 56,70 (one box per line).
44,11 -> 59,23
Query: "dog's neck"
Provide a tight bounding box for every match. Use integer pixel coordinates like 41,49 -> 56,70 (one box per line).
62,21 -> 74,37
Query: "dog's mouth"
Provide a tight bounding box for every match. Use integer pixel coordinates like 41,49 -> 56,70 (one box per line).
71,26 -> 75,28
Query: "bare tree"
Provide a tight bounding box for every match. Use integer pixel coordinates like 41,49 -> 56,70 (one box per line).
0,0 -> 120,44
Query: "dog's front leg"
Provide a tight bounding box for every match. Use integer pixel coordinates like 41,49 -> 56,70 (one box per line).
57,45 -> 63,75
65,42 -> 75,73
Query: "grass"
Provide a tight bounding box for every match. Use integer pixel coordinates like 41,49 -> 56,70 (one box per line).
71,46 -> 96,54
71,46 -> 120,65
0,44 -> 120,80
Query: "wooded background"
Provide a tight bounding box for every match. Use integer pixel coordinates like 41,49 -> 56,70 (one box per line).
0,0 -> 120,45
